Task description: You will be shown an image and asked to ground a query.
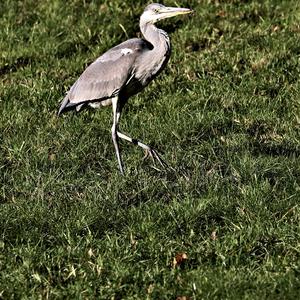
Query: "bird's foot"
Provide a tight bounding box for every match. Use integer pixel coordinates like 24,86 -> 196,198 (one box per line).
143,147 -> 168,169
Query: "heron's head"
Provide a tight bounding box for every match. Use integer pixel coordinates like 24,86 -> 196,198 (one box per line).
141,3 -> 193,24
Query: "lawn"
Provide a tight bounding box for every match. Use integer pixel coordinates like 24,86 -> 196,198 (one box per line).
1,0 -> 300,298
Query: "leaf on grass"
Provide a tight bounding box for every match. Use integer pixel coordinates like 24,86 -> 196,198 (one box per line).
216,10 -> 226,18
172,252 -> 188,268
211,230 -> 217,241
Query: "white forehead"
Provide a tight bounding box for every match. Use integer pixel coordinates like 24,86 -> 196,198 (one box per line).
144,3 -> 165,12
141,4 -> 165,23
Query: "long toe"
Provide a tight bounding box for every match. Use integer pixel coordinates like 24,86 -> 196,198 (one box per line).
143,149 -> 152,161
151,148 -> 168,168
143,148 -> 168,169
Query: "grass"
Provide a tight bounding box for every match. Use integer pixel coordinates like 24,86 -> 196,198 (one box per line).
1,0 -> 300,298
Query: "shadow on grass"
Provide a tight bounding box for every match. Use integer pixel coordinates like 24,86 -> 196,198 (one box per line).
0,56 -> 32,76
250,140 -> 300,157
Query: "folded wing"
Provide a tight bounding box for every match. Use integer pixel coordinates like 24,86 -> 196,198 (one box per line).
58,38 -> 147,114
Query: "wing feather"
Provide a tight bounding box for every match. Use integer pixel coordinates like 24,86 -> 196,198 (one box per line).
59,39 -> 147,113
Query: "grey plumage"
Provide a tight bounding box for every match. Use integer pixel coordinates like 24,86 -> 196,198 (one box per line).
58,3 -> 193,174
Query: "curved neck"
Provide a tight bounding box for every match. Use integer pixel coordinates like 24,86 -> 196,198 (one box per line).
139,21 -> 170,54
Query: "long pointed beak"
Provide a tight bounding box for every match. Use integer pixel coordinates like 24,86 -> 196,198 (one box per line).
158,7 -> 193,20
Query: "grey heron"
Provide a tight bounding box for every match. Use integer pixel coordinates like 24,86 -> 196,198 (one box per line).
58,3 -> 193,174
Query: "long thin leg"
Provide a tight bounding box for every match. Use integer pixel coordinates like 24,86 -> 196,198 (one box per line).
111,97 -> 124,174
117,131 -> 168,168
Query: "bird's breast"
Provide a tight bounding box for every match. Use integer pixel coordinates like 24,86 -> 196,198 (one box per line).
135,47 -> 171,85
